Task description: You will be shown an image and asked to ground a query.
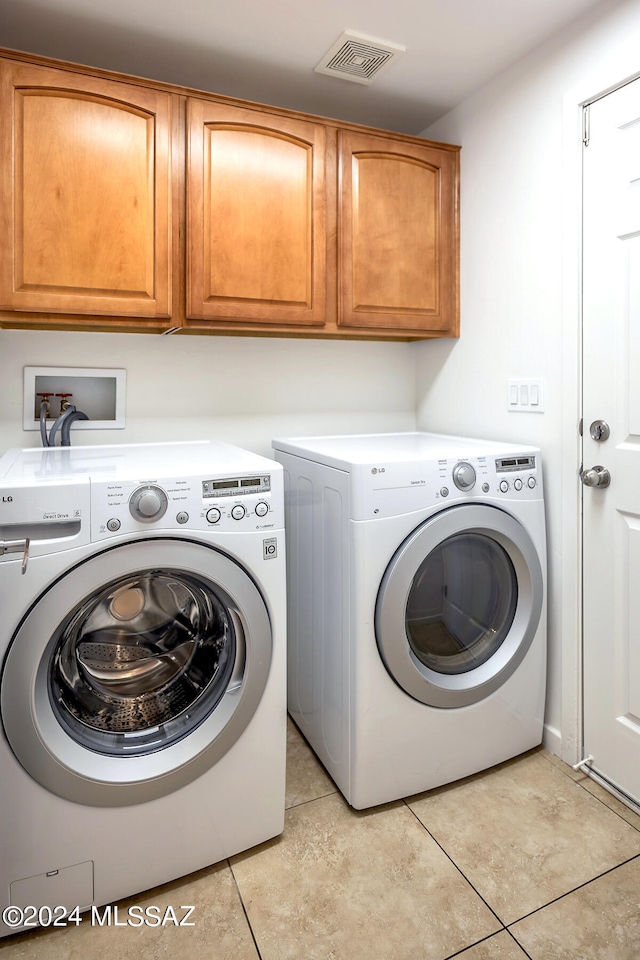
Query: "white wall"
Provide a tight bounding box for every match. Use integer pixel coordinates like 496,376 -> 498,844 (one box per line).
417,0 -> 640,759
0,329 -> 416,458
0,330 -> 415,456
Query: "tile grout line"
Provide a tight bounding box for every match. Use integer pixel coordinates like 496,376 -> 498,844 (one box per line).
503,927 -> 535,960
538,752 -> 640,833
402,799 -> 506,931
228,858 -> 264,960
442,927 -> 535,960
403,800 -> 640,956
503,851 -> 640,929
573,779 -> 640,833
285,788 -> 339,811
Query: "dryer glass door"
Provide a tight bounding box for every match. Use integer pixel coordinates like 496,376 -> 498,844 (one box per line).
405,533 -> 517,675
375,504 -> 543,708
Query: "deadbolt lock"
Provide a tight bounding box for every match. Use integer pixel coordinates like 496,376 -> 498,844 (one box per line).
589,420 -> 610,442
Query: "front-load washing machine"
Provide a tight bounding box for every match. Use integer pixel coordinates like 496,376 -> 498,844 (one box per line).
0,440 -> 286,936
272,432 -> 546,809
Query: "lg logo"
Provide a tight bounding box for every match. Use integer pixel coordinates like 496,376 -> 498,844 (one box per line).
1,496 -> 13,503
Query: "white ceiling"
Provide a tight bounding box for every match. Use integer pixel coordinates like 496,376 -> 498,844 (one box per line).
2,0 -> 607,134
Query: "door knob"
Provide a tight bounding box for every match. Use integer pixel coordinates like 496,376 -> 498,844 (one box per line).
589,420 -> 610,441
580,465 -> 611,488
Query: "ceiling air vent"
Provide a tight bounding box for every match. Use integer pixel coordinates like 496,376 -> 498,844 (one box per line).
314,30 -> 406,86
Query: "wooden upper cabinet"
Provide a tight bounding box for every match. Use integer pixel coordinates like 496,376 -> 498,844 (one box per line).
0,60 -> 172,320
338,130 -> 459,336
0,50 -> 460,339
186,100 -> 326,327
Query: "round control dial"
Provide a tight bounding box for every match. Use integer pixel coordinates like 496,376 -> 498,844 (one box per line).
129,484 -> 168,523
452,462 -> 477,491
231,504 -> 246,520
206,507 -> 221,524
255,501 -> 269,518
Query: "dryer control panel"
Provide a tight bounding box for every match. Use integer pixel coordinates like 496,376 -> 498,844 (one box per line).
351,451 -> 542,520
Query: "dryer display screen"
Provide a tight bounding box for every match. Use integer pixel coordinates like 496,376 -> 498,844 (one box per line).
495,456 -> 535,472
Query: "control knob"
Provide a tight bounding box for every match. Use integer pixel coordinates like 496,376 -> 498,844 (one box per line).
129,484 -> 168,522
206,507 -> 221,524
452,462 -> 477,491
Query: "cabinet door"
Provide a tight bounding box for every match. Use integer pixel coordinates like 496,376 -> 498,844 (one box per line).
187,101 -> 326,327
338,131 -> 459,336
0,60 -> 171,319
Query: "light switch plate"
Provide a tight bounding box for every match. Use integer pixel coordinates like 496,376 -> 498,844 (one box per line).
507,378 -> 544,413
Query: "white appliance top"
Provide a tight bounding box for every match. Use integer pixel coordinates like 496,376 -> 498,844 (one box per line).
0,439 -> 278,483
0,441 -> 283,553
272,432 -> 539,471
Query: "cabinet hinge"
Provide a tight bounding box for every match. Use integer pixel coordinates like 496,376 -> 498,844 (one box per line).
583,104 -> 590,147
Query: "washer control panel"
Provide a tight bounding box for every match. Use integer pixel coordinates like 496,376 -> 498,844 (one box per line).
92,471 -> 280,541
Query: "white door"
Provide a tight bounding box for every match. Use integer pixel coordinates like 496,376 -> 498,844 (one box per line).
583,76 -> 640,803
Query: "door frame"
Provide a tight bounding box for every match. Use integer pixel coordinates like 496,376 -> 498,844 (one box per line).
559,54 -> 640,767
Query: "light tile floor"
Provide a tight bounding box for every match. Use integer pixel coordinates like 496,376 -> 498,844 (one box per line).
3,719 -> 640,960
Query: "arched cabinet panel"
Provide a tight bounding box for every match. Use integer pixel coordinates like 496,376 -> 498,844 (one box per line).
187,101 -> 326,327
0,60 -> 172,321
338,130 -> 458,335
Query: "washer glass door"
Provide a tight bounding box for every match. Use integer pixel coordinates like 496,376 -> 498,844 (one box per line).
375,504 -> 543,708
50,569 -> 238,756
1,538 -> 272,806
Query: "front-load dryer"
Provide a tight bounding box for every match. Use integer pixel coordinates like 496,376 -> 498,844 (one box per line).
272,432 -> 546,810
0,440 -> 286,937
